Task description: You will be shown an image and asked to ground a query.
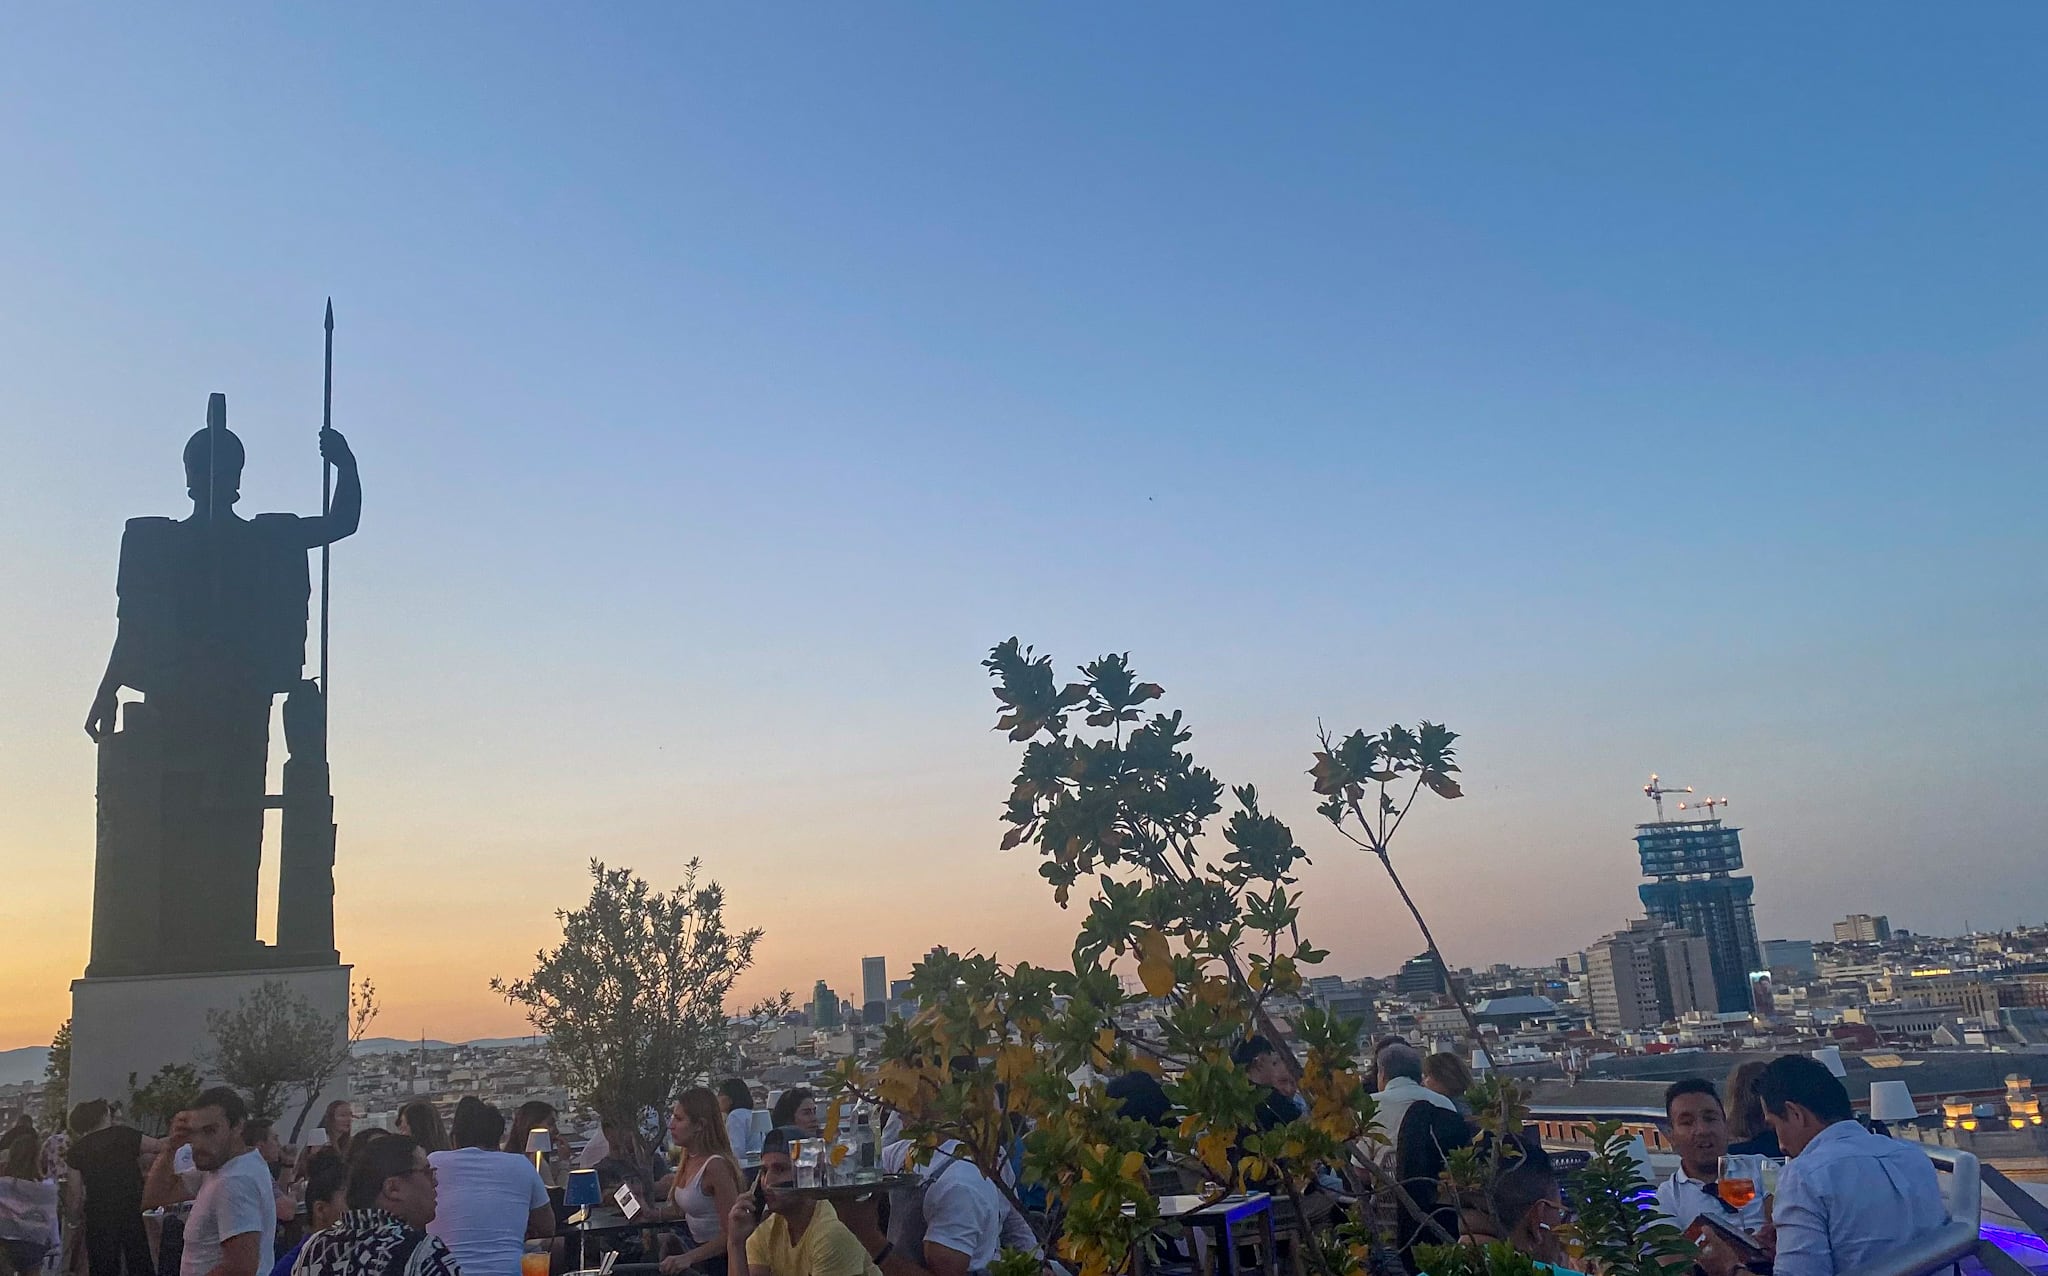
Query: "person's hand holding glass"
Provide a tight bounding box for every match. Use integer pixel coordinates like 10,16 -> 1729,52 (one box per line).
1717,1154 -> 1762,1210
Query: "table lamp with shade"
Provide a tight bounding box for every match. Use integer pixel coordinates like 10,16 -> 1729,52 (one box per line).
1813,1046 -> 1848,1079
1623,1135 -> 1655,1184
1869,1080 -> 1919,1129
564,1169 -> 602,1211
526,1128 -> 554,1174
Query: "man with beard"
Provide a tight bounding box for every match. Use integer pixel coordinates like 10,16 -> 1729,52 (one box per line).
142,1089 -> 275,1276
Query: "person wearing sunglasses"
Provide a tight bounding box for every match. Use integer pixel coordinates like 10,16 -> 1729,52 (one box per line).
288,1135 -> 461,1276
1458,1160 -> 1567,1266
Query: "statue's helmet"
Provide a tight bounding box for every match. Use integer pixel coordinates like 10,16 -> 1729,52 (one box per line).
183,426 -> 245,504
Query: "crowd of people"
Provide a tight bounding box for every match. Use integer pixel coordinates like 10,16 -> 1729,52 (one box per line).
0,1045 -> 1964,1276
1087,1036 -> 1959,1276
0,1090 -> 562,1276
0,1073 -> 1044,1276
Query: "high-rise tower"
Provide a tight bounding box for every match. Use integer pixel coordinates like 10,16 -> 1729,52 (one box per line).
861,956 -> 888,1018
1635,815 -> 1760,1012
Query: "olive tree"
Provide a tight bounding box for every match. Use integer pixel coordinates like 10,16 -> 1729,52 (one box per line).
204,978 -> 378,1138
495,858 -> 761,1134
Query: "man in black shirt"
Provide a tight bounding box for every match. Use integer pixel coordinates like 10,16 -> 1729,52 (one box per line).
1233,1037 -> 1305,1130
1232,1037 -> 1340,1228
65,1100 -> 163,1276
1393,1091 -> 1472,1269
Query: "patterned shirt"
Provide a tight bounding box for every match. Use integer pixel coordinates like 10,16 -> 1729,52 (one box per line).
290,1209 -> 463,1276
39,1133 -> 69,1185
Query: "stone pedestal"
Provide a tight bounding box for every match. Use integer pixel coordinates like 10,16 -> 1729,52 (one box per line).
70,964 -> 353,1126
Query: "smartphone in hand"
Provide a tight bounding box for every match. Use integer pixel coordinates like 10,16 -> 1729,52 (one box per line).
1687,1214 -> 1769,1265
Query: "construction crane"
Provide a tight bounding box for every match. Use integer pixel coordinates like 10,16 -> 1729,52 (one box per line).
1644,773 -> 1693,822
1679,795 -> 1730,820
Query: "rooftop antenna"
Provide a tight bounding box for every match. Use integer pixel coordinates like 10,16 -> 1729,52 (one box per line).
1644,773 -> 1693,822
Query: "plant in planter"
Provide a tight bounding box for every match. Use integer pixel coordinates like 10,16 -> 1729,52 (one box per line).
839,642 -> 1682,1276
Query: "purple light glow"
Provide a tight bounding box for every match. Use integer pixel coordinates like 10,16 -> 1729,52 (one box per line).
1979,1222 -> 2048,1255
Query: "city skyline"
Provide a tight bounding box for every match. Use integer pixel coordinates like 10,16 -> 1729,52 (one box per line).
3,8 -> 2044,1049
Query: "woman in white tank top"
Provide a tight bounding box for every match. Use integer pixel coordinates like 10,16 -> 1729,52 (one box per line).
656,1088 -> 741,1276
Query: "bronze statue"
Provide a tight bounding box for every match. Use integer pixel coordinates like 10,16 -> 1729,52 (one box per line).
83,393 -> 360,976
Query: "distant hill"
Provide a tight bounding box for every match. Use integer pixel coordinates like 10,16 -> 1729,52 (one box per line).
0,1037 -> 534,1083
0,1040 -> 540,1089
0,1046 -> 50,1087
352,1036 -> 542,1056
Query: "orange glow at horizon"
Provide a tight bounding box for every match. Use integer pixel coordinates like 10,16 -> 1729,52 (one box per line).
0,774 -> 1484,1053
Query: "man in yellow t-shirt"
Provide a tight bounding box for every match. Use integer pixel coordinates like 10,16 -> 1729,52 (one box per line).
730,1130 -> 882,1276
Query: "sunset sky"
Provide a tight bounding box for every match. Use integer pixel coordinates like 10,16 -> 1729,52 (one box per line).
3,7 -> 2045,1050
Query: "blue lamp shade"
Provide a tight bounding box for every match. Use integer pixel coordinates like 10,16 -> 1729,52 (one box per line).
565,1169 -> 603,1208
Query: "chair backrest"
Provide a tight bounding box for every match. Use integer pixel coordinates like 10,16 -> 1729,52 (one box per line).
1943,1149 -> 1981,1224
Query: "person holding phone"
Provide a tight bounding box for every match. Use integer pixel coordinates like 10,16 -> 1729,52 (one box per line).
727,1129 -> 879,1276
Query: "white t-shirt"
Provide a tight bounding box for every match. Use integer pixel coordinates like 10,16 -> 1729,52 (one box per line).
881,1141 -> 1010,1270
180,1150 -> 276,1276
427,1148 -> 551,1276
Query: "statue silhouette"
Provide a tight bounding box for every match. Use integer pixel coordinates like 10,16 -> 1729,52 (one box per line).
84,395 -> 360,976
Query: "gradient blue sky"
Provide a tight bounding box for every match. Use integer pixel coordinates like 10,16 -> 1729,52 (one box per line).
2,7 -> 2044,1047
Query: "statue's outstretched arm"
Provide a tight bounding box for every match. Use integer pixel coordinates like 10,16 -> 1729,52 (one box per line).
299,428 -> 362,547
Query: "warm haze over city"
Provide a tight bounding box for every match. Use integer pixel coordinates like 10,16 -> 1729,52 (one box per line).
3,7 -> 2044,1051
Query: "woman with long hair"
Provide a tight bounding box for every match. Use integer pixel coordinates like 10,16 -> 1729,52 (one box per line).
657,1090 -> 740,1276
397,1100 -> 449,1154
715,1079 -> 754,1158
1723,1060 -> 1782,1156
504,1102 -> 565,1189
0,1125 -> 59,1276
768,1088 -> 819,1138
319,1100 -> 354,1155
1423,1052 -> 1475,1115
295,1099 -> 356,1178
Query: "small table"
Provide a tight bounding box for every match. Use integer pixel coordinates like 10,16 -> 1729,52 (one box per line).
1126,1193 -> 1276,1276
565,1208 -> 655,1270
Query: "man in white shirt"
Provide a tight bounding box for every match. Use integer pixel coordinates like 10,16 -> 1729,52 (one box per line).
836,1131 -> 1038,1276
1698,1055 -> 1948,1276
142,1088 -> 277,1276
429,1096 -> 554,1276
1653,1079 -> 1767,1234
1369,1044 -> 1455,1161
242,1121 -> 296,1226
